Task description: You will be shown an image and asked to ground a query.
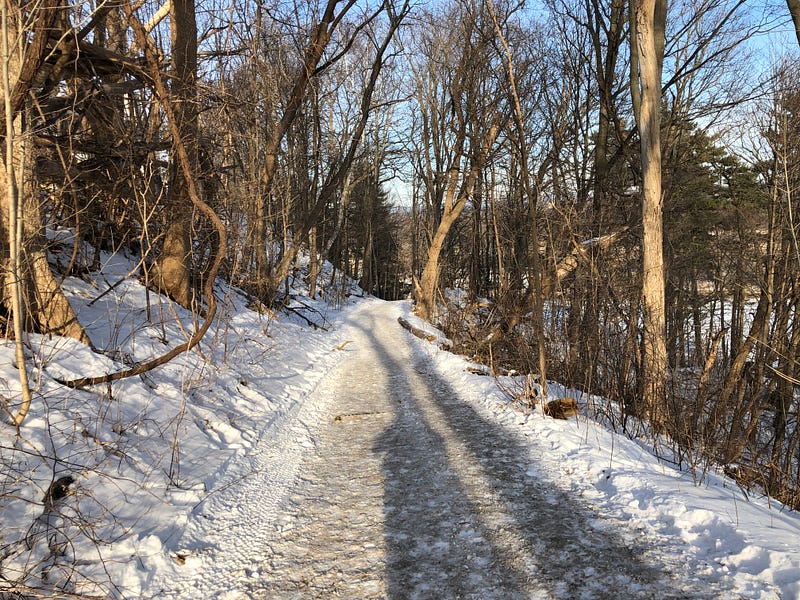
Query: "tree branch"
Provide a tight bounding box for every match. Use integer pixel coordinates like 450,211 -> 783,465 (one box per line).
57,0 -> 228,389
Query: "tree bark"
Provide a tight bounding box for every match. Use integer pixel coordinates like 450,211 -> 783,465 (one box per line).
2,0 -> 31,425
414,194 -> 463,319
590,0 -> 625,218
633,0 -> 668,427
150,0 -> 197,308
788,0 -> 800,46
0,0 -> 89,347
414,122 -> 499,321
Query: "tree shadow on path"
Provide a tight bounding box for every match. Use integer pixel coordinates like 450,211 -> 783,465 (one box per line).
364,322 -> 712,600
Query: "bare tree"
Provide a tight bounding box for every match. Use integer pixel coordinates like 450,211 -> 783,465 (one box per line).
0,0 -> 89,347
266,0 -> 409,297
149,0 -> 199,308
410,0 -> 504,321
487,0 -> 548,400
631,0 -> 668,427
1,0 -> 30,425
253,0 -> 358,296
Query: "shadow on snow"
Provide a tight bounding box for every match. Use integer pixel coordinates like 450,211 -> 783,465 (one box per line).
357,319 -> 706,600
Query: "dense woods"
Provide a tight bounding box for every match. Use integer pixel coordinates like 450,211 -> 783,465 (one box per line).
2,0 -> 800,521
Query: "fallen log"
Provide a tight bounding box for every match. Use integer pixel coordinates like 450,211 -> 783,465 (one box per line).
397,316 -> 436,342
466,366 -> 492,376
397,317 -> 452,349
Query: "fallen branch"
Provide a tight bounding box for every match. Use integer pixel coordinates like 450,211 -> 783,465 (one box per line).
397,316 -> 452,349
398,316 -> 436,342
282,296 -> 329,331
56,2 -> 228,389
466,366 -> 492,376
544,227 -> 630,295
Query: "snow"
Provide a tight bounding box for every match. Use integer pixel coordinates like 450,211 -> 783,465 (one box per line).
0,252 -> 799,598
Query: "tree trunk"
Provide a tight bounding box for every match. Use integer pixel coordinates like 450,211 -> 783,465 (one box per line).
415,120 -> 499,321
151,0 -> 197,308
359,219 -> 374,294
590,0 -> 625,219
415,202 -> 464,320
770,297 -> 799,491
0,1 -> 89,346
2,0 -> 31,425
633,0 -> 668,427
469,190 -> 482,298
307,226 -> 319,298
788,0 -> 800,46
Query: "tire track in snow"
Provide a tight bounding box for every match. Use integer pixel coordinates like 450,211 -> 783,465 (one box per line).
145,333 -> 349,599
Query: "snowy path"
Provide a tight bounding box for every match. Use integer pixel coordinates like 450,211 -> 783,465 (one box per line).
239,302 -> 714,599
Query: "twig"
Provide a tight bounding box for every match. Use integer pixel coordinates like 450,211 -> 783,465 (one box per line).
283,304 -> 328,331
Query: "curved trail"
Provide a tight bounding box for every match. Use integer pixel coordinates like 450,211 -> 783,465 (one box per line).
245,302 -> 712,599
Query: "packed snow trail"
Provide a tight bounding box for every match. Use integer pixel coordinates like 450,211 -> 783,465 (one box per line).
240,301 -> 716,599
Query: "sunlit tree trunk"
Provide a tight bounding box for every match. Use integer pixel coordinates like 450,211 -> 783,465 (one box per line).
2,0 -> 30,425
788,0 -> 800,46
632,0 -> 668,427
415,123 -> 498,321
0,0 -> 89,347
152,0 -> 197,308
414,130 -> 465,321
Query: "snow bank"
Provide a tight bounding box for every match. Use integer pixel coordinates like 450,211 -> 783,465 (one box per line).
0,249 -> 357,598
